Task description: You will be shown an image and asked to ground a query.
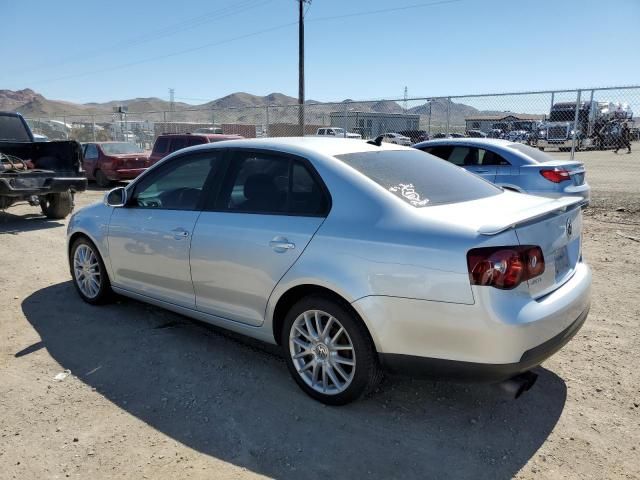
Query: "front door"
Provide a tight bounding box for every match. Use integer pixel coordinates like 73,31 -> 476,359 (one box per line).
108,151 -> 222,308
190,149 -> 329,326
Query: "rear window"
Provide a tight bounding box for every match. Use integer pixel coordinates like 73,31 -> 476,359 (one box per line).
0,115 -> 31,142
507,143 -> 554,163
336,149 -> 501,207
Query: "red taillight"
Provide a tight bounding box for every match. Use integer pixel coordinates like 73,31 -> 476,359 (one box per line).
540,168 -> 571,183
467,246 -> 545,290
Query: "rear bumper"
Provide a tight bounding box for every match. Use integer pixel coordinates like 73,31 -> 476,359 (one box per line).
110,167 -> 147,180
379,306 -> 589,382
352,262 -> 591,379
0,176 -> 87,197
538,139 -> 574,148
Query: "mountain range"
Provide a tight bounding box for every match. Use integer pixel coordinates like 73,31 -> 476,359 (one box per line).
0,88 -> 500,127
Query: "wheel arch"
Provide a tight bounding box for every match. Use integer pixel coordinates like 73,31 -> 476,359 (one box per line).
271,284 -> 377,352
67,230 -> 113,282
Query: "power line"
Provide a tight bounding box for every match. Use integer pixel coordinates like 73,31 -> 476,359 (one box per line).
28,0 -> 465,85
307,0 -> 465,23
9,0 -> 272,75
32,21 -> 297,86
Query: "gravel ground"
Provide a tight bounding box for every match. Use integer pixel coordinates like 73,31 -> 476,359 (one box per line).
1,147 -> 639,479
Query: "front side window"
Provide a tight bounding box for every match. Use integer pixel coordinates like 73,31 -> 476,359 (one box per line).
336,149 -> 501,207
219,151 -> 328,216
131,153 -> 219,210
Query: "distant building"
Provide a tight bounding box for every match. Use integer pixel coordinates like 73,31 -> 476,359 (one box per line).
329,111 -> 420,138
465,114 -> 545,133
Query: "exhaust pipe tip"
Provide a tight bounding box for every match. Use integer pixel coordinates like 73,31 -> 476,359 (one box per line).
498,371 -> 538,399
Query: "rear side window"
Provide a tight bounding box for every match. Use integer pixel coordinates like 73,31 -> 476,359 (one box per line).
507,143 -> 554,163
188,136 -> 207,146
336,149 -> 501,207
152,137 -> 169,155
169,138 -> 188,153
218,151 -> 328,216
84,144 -> 99,159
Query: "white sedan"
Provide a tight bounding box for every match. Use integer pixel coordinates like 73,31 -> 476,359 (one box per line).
382,132 -> 412,146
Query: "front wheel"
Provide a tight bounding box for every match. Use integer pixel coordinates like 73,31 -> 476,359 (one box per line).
41,191 -> 73,219
70,237 -> 113,304
282,296 -> 382,405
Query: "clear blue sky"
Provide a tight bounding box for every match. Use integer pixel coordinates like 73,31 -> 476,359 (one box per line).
1,0 -> 639,104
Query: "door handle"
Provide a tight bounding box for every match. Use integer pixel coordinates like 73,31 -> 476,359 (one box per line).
270,237 -> 295,252
171,228 -> 190,240
474,169 -> 489,173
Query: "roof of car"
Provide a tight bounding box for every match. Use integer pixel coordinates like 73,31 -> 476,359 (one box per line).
181,136 -> 411,157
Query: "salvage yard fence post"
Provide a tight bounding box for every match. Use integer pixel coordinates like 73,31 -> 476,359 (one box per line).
570,89 -> 582,160
446,97 -> 451,135
343,101 -> 348,138
265,105 -> 270,137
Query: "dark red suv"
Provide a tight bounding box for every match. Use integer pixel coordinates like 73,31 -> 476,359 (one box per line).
148,133 -> 243,165
82,142 -> 150,187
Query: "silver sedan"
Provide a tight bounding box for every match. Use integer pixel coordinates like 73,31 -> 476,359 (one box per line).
413,138 -> 591,203
67,138 -> 591,404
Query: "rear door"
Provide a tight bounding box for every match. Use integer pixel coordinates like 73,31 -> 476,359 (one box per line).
108,151 -> 222,307
190,149 -> 329,326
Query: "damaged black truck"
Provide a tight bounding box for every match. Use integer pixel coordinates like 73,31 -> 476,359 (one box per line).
0,112 -> 87,219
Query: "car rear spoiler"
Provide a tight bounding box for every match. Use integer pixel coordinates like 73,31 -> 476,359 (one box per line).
478,196 -> 586,235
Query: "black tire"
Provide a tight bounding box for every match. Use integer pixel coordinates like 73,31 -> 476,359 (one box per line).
538,147 -> 545,151
95,169 -> 111,188
281,295 -> 382,405
41,191 -> 74,219
69,237 -> 113,305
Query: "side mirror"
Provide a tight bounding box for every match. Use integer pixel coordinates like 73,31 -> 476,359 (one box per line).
105,187 -> 127,207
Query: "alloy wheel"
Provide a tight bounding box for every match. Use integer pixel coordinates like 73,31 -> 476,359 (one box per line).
289,309 -> 356,395
73,244 -> 101,299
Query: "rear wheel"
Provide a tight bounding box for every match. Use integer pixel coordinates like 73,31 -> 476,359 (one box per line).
70,237 -> 112,304
95,169 -> 111,188
282,295 -> 381,405
40,191 -> 73,219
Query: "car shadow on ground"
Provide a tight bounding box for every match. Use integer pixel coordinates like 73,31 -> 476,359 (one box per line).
21,282 -> 567,480
0,211 -> 64,234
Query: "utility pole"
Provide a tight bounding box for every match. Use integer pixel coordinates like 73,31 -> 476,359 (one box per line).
169,88 -> 175,122
298,0 -> 311,136
403,86 -> 408,112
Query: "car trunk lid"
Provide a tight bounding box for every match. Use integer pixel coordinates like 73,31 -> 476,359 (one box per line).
417,192 -> 584,297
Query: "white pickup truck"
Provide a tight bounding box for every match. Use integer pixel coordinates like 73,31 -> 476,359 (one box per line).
315,127 -> 362,139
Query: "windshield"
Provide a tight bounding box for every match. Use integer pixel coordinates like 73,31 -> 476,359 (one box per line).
101,142 -> 144,155
507,143 -> 555,163
336,149 -> 501,207
333,128 -> 345,134
0,115 -> 31,142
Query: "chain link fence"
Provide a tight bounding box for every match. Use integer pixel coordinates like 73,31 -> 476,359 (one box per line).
22,86 -> 640,209
24,86 -> 639,153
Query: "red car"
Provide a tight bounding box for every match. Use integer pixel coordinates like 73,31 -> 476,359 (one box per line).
82,142 -> 150,187
148,133 -> 243,165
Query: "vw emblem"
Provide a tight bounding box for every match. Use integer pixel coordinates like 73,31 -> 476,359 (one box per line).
566,219 -> 573,238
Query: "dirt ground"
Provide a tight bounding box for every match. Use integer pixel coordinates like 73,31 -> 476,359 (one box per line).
1,147 -> 639,480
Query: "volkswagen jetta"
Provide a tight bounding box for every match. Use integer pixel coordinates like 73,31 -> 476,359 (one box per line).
67,137 -> 591,404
